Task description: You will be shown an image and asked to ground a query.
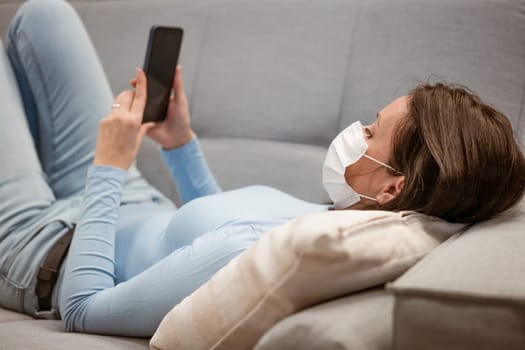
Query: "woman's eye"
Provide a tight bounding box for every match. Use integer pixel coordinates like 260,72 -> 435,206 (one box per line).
364,128 -> 372,139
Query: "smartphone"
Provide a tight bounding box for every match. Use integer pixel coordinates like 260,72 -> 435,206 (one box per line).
142,26 -> 184,123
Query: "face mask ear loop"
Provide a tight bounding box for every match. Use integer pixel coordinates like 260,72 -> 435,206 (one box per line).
362,154 -> 403,175
357,193 -> 378,202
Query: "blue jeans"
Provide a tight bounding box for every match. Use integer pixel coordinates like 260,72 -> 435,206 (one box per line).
0,0 -> 173,317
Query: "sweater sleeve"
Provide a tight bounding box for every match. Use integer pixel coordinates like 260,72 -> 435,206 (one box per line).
59,164 -> 126,333
160,136 -> 221,204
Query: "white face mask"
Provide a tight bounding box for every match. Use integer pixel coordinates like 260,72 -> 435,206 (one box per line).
322,121 -> 401,209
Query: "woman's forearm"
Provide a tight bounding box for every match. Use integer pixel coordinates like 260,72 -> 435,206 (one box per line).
160,136 -> 222,204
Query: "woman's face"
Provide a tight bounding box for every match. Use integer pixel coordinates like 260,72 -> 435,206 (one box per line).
344,95 -> 408,207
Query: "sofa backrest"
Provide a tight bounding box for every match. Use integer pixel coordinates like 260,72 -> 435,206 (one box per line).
337,0 -> 525,144
3,0 -> 522,146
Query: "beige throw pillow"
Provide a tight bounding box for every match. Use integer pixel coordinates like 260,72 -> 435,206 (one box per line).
150,210 -> 464,350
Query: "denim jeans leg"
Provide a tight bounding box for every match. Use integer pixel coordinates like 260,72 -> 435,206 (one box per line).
6,0 -> 114,199
0,38 -> 58,310
0,40 -> 55,241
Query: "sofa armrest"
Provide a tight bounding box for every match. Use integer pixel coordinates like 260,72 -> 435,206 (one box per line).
387,200 -> 525,350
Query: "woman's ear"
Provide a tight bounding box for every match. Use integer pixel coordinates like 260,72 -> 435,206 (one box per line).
376,176 -> 405,205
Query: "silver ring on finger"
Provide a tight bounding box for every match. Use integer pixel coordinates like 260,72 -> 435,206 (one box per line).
111,103 -> 121,109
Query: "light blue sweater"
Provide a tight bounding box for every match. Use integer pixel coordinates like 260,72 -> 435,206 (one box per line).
59,137 -> 328,336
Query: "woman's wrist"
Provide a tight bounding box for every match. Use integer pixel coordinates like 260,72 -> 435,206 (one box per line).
161,130 -> 196,151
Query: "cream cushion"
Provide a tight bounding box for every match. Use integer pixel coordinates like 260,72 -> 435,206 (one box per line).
150,210 -> 464,350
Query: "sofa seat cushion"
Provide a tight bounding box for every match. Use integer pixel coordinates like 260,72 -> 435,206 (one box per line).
0,318 -> 149,350
255,287 -> 393,350
0,308 -> 33,322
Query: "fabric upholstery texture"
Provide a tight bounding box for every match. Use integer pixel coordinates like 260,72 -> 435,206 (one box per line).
187,0 -> 358,145
392,294 -> 525,350
199,138 -> 330,203
255,287 -> 393,350
150,210 -> 463,349
338,0 -> 525,134
0,318 -> 149,350
388,199 -> 525,350
0,308 -> 33,323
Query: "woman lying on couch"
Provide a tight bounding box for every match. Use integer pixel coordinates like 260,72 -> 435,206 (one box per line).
1,0 -> 524,338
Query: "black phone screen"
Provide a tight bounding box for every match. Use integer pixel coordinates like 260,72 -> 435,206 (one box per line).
142,26 -> 183,123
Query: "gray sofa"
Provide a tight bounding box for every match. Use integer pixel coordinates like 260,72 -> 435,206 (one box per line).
1,0 -> 524,349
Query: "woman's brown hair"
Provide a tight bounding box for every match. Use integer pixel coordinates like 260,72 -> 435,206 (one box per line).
381,83 -> 525,223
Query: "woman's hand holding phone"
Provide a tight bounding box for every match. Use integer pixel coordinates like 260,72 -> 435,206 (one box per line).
93,68 -> 156,170
131,65 -> 195,150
